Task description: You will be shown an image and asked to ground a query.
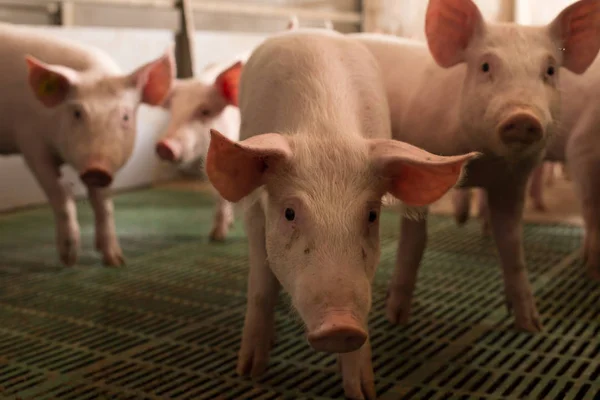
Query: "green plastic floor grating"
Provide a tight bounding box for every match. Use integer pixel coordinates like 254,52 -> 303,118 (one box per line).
0,187 -> 598,399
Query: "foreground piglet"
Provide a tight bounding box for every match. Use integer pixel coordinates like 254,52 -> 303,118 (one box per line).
205,29 -> 478,399
352,0 -> 600,331
0,23 -> 174,266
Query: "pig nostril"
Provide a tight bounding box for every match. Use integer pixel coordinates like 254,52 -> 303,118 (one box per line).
156,140 -> 181,163
306,313 -> 367,353
499,113 -> 543,145
80,169 -> 112,188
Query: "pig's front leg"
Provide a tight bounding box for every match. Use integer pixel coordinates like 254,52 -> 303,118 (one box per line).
338,339 -> 376,400
528,163 -> 546,211
452,188 -> 472,225
476,188 -> 491,236
87,187 -> 124,266
209,196 -> 234,242
237,201 -> 280,378
386,210 -> 428,325
22,148 -> 80,266
487,184 -> 542,332
568,154 -> 600,280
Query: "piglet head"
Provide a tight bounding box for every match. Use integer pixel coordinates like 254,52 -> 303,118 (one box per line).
425,0 -> 600,160
207,128 -> 479,353
155,61 -> 243,166
25,45 -> 176,188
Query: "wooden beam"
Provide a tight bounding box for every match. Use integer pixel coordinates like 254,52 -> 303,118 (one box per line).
175,0 -> 196,78
190,0 -> 361,24
360,0 -> 381,32
497,0 -> 516,22
59,1 -> 76,25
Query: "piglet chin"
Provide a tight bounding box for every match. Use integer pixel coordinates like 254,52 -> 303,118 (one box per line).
306,310 -> 367,353
80,161 -> 113,188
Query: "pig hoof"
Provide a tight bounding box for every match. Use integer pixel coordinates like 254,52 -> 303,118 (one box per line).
236,351 -> 269,379
339,344 -> 376,400
511,299 -> 543,332
60,250 -> 79,267
236,325 -> 274,378
209,226 -> 229,242
102,252 -> 125,267
59,240 -> 80,266
385,292 -> 412,325
586,264 -> 600,282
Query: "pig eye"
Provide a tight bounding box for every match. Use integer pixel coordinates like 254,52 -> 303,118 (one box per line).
368,210 -> 378,223
284,208 -> 295,221
546,66 -> 555,76
73,110 -> 82,120
199,108 -> 211,117
123,113 -> 130,122
481,62 -> 490,73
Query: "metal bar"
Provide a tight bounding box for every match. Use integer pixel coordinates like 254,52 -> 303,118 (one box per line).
360,0 -> 381,32
0,0 -> 174,9
175,0 -> 196,78
190,0 -> 361,24
59,1 -> 76,25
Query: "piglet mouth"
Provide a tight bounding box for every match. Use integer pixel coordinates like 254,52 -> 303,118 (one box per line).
306,310 -> 367,353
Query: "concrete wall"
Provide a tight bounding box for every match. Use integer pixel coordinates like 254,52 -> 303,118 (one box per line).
0,26 -> 267,212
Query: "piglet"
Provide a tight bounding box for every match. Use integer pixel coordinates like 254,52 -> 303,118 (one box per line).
155,61 -> 242,241
155,16 -> 334,242
205,29 -> 478,399
0,23 -> 174,266
352,0 -> 600,332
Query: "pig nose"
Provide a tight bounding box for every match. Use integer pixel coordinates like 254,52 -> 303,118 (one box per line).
307,311 -> 367,353
498,112 -> 543,146
80,167 -> 113,188
156,139 -> 181,162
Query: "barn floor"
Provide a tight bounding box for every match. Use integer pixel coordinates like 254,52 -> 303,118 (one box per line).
0,178 -> 598,400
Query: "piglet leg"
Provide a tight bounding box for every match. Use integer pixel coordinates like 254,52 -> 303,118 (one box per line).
452,188 -> 472,225
338,338 -> 376,400
487,184 -> 542,332
386,210 -> 428,325
237,201 -> 280,378
569,156 -> 600,281
22,147 -> 80,266
88,187 -> 124,266
209,196 -> 234,242
528,163 -> 546,211
476,188 -> 491,236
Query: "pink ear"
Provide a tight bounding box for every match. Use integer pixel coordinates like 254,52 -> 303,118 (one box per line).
214,61 -> 243,107
130,45 -> 176,106
425,0 -> 485,68
206,129 -> 292,202
369,139 -> 480,207
25,56 -> 74,108
548,0 -> 600,74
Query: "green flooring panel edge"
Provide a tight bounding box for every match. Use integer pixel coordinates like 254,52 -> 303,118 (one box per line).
0,187 -> 598,400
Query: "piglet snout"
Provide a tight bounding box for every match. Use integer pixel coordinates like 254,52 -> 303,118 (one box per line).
80,165 -> 113,188
498,111 -> 543,146
307,311 -> 367,353
156,139 -> 182,163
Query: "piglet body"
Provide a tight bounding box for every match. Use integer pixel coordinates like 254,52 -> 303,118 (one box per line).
205,29 -> 477,399
352,0 -> 600,332
0,23 -> 174,266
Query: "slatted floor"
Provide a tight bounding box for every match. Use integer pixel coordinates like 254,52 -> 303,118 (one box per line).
0,187 -> 598,399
